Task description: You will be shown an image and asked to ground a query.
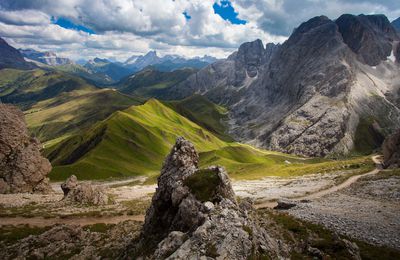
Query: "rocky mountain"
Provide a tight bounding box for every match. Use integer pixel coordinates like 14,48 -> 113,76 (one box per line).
0,37 -> 35,70
392,17 -> 400,32
19,49 -> 73,66
84,57 -> 133,82
0,104 -> 52,194
124,51 -> 216,72
166,14 -> 400,157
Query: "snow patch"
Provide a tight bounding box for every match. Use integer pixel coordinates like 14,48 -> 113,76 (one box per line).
387,50 -> 396,63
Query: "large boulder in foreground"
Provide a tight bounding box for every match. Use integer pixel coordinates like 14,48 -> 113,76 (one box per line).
0,104 -> 52,194
61,175 -> 108,205
382,129 -> 400,168
133,137 -> 280,259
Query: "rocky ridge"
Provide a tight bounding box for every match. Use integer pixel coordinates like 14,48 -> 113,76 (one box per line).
0,37 -> 35,70
166,14 -> 400,157
0,104 -> 52,194
133,137 -> 282,259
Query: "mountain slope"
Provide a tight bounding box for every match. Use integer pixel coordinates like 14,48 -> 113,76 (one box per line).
0,69 -> 95,107
84,58 -> 133,82
166,14 -> 400,157
46,99 -> 373,181
25,88 -> 141,145
46,99 -> 228,180
392,17 -> 400,32
0,68 -> 141,146
165,95 -> 232,141
20,49 -> 73,66
0,37 -> 35,70
118,67 -> 196,98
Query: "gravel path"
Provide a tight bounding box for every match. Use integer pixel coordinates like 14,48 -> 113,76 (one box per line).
288,170 -> 400,250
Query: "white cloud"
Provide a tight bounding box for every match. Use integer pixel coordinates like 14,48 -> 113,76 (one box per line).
1,0 -> 399,60
0,10 -> 50,25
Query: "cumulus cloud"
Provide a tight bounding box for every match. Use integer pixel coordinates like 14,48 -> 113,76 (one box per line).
232,0 -> 400,36
0,0 -> 399,60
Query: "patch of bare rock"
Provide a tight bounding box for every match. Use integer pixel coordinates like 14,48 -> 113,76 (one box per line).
288,172 -> 400,250
0,104 -> 52,194
0,221 -> 142,259
61,175 -> 109,205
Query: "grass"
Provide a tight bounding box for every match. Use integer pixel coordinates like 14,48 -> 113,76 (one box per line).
0,68 -> 142,147
199,145 -> 375,180
353,117 -> 384,155
0,225 -> 51,245
119,67 -> 196,98
26,88 -> 141,144
47,99 -> 228,180
83,223 -> 115,233
46,97 -> 376,182
165,94 -> 233,141
184,168 -> 221,202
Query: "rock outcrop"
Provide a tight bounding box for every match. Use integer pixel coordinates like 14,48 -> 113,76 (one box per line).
0,37 -> 35,70
382,129 -> 400,168
133,137 -> 281,259
0,104 -> 52,194
61,175 -> 108,205
165,14 -> 400,157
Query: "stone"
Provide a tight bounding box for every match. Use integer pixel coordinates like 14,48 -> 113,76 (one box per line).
0,103 -> 52,194
132,137 -> 283,259
61,175 -> 78,196
274,199 -> 297,210
61,175 -> 108,205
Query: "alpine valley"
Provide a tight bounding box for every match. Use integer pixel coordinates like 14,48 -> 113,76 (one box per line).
1,8 -> 400,260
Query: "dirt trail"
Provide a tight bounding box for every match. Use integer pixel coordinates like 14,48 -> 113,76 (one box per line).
0,215 -> 145,227
255,155 -> 382,209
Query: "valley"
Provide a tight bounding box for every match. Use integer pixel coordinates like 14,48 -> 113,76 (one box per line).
1,7 -> 400,259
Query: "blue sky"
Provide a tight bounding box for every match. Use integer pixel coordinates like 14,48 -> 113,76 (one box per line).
213,0 -> 247,25
51,17 -> 95,34
0,0 -> 399,61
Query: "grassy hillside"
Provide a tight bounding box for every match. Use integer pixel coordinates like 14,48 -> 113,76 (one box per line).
47,99 -> 374,182
165,95 -> 233,141
0,68 -> 95,107
118,67 -> 196,98
0,68 -> 142,146
55,64 -> 114,86
47,99 -> 228,180
25,88 -> 141,144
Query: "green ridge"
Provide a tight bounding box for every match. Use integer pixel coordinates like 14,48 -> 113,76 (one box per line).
47,99 -> 374,182
165,95 -> 232,141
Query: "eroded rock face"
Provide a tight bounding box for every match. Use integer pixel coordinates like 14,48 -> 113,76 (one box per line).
61,175 -> 108,205
134,137 -> 281,259
165,14 -> 400,157
336,14 -> 398,66
382,129 -> 400,168
0,104 -> 52,194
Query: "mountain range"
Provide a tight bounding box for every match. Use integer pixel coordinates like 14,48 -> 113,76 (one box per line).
165,14 -> 400,157
19,49 -> 73,66
1,14 -> 400,161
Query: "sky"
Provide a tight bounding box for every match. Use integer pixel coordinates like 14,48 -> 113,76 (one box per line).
0,0 -> 399,61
